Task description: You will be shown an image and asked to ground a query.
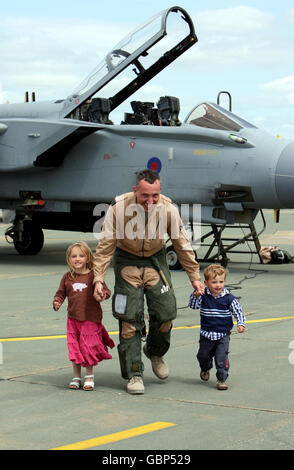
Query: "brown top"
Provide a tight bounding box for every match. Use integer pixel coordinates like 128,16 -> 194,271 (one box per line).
93,192 -> 200,284
53,270 -> 110,323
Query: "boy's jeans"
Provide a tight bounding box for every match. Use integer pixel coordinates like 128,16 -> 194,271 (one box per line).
196,334 -> 230,382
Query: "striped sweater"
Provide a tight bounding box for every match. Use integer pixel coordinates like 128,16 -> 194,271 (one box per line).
189,287 -> 245,339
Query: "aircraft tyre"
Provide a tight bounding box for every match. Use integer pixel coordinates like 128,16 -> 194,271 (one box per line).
13,221 -> 44,255
166,245 -> 183,270
166,245 -> 197,271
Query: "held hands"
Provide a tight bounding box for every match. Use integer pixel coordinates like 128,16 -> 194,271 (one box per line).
93,282 -> 107,302
53,299 -> 62,311
237,325 -> 245,333
192,280 -> 205,297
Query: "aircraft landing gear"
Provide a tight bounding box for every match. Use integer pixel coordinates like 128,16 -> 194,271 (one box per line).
166,210 -> 265,269
166,245 -> 182,270
166,244 -> 197,271
5,218 -> 44,255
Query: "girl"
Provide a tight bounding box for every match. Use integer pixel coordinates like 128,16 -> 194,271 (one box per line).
53,241 -> 115,390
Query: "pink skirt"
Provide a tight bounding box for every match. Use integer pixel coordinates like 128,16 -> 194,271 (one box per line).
67,318 -> 115,368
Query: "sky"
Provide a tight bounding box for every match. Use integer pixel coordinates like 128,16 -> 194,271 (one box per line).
0,0 -> 294,139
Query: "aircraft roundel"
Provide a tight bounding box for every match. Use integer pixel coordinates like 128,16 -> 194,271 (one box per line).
147,157 -> 162,173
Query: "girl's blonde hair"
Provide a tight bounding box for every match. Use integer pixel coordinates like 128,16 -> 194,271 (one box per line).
203,264 -> 228,281
66,242 -> 94,279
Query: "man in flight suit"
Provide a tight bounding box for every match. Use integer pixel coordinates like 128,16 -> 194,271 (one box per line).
93,169 -> 204,394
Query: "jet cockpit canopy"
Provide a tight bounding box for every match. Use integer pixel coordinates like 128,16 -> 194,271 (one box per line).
185,102 -> 257,132
61,6 -> 197,119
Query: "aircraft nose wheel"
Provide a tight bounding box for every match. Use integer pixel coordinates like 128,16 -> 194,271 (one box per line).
166,245 -> 198,270
5,220 -> 44,255
166,245 -> 183,270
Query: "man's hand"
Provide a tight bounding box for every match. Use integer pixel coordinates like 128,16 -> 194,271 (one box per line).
93,281 -> 105,302
237,325 -> 245,333
192,280 -> 205,296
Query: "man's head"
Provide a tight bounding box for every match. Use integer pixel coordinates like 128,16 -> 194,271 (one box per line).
133,169 -> 161,211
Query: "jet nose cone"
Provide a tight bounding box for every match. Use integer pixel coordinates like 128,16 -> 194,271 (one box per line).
275,142 -> 294,208
0,123 -> 8,135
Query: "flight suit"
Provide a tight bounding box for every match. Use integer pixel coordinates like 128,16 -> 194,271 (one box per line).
93,192 -> 200,379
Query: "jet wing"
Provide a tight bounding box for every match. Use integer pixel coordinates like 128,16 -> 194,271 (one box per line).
0,118 -> 104,171
61,6 -> 197,119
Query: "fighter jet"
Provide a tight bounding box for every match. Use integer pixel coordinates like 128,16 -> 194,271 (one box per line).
0,6 -> 293,263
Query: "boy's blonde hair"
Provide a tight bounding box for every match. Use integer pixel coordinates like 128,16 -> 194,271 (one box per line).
203,264 -> 228,281
66,242 -> 94,279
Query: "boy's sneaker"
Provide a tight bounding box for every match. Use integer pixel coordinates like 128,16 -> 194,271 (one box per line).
127,376 -> 144,395
216,380 -> 228,390
200,370 -> 210,381
143,345 -> 169,380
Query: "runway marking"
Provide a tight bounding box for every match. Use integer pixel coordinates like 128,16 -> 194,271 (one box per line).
0,271 -> 62,280
51,421 -> 176,450
245,317 -> 294,324
1,315 -> 294,342
0,334 -> 67,342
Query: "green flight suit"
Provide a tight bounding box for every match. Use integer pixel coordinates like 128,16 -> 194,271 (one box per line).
112,247 -> 177,379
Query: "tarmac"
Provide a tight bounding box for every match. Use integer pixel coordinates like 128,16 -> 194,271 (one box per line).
1,209 -> 294,453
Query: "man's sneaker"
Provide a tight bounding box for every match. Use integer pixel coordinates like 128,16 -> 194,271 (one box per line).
126,376 -> 144,395
200,370 -> 210,381
143,345 -> 169,380
216,380 -> 228,390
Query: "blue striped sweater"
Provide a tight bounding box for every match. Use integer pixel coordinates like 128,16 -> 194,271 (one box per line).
189,287 -> 245,338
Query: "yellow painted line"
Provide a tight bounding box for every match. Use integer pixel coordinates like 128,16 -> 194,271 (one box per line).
0,271 -> 63,280
0,331 -> 117,342
173,316 -> 294,327
51,421 -> 176,450
245,317 -> 294,323
174,325 -> 199,330
0,334 -> 67,342
172,316 -> 294,330
1,315 -> 294,343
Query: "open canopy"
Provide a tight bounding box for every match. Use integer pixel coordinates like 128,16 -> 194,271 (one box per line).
61,6 -> 197,118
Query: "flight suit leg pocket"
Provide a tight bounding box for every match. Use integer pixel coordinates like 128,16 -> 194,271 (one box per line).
145,281 -> 177,323
112,285 -> 143,322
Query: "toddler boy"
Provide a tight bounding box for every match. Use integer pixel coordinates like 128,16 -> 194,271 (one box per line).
189,264 -> 245,390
